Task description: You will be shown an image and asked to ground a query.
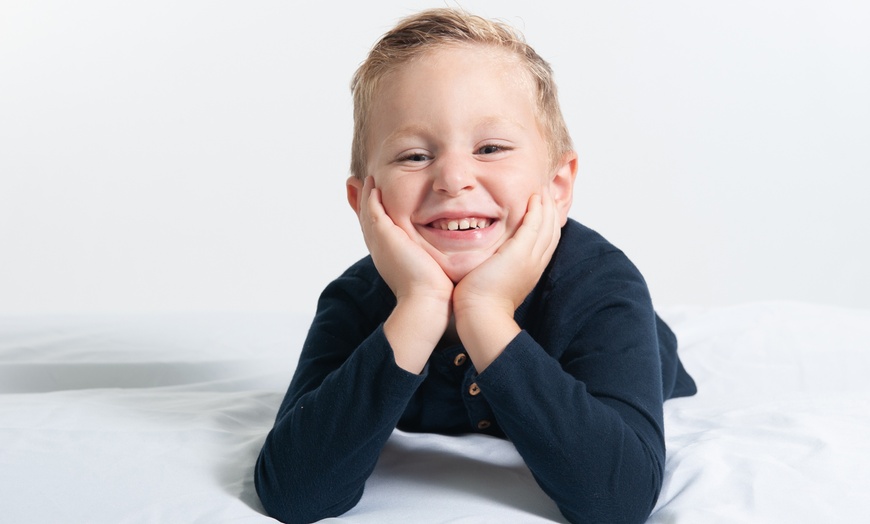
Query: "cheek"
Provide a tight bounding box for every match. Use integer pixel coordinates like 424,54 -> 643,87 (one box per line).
379,174 -> 430,210
378,192 -> 405,221
501,183 -> 546,231
377,181 -> 418,228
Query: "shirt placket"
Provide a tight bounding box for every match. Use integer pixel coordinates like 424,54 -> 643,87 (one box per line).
440,347 -> 499,436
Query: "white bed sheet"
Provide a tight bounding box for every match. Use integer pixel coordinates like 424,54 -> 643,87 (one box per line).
1,303 -> 868,523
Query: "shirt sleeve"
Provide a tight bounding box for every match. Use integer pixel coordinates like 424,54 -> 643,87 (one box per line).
474,251 -> 667,524
254,268 -> 425,524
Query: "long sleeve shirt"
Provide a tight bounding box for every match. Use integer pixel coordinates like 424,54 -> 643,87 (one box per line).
255,219 -> 697,524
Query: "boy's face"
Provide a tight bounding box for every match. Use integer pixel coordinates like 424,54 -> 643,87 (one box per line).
348,44 -> 576,283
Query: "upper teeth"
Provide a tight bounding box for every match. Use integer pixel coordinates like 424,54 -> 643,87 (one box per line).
437,218 -> 490,231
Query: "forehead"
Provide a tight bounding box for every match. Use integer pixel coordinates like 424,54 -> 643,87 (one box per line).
380,43 -> 533,99
367,44 -> 540,136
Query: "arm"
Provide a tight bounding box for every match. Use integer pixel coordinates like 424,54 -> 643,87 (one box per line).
476,282 -> 666,524
355,176 -> 454,373
257,177 -> 453,523
452,192 -> 559,371
254,271 -> 426,524
454,195 -> 666,523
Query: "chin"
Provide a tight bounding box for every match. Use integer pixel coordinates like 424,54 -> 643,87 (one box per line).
439,253 -> 490,284
445,268 -> 469,284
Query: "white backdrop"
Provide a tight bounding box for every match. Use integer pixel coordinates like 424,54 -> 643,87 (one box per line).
2,0 -> 868,315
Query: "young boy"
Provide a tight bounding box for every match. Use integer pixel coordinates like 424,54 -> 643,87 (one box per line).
256,8 -> 696,524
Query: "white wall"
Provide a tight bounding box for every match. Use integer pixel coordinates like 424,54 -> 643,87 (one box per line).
1,0 -> 868,315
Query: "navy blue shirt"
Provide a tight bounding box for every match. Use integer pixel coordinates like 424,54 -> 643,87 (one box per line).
255,219 -> 696,524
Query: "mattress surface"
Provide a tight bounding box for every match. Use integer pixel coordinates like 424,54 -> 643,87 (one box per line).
1,303 -> 867,523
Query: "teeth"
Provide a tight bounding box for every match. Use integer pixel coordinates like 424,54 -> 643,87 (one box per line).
438,218 -> 490,231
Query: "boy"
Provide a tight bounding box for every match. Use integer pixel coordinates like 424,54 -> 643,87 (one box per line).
256,8 -> 696,524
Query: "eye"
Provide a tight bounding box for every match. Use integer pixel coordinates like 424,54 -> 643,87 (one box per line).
399,151 -> 431,163
476,144 -> 510,155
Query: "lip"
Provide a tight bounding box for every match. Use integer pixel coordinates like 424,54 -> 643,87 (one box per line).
419,209 -> 496,220
415,213 -> 502,251
418,208 -> 500,225
427,216 -> 492,231
418,210 -> 499,234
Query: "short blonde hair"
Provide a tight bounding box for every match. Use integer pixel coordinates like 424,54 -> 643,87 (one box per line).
349,8 -> 573,180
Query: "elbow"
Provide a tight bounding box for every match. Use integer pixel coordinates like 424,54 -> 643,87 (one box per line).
558,484 -> 661,524
254,444 -> 363,524
556,455 -> 662,524
254,449 -> 304,524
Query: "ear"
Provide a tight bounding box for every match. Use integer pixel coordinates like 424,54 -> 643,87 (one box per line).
346,176 -> 364,217
549,151 -> 578,226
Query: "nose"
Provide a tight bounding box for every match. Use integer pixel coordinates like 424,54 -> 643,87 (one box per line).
432,152 -> 475,196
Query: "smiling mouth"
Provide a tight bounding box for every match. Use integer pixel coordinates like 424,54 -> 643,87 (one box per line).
428,217 -> 492,231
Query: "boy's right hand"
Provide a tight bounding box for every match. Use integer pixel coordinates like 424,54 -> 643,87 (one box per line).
357,176 -> 453,373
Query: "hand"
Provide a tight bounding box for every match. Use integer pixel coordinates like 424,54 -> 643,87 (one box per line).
356,176 -> 454,372
454,189 -> 560,315
357,176 -> 454,303
452,190 -> 561,371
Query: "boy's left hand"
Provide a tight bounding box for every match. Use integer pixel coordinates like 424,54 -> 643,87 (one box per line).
452,189 -> 561,371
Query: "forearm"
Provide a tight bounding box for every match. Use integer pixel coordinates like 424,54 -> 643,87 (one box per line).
451,190 -> 560,373
255,326 -> 425,524
476,331 -> 665,524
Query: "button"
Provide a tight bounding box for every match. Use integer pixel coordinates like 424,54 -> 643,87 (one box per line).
453,353 -> 467,366
468,383 -> 481,396
477,420 -> 492,430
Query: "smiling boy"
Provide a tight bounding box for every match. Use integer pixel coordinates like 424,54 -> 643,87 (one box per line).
256,8 -> 695,524
347,37 -> 576,376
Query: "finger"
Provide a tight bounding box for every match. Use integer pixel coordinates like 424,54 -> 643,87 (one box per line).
542,192 -> 561,259
518,191 -> 558,263
491,194 -> 543,268
524,193 -> 554,257
541,186 -> 560,247
357,176 -> 374,223
511,193 -> 544,244
359,178 -> 392,253
364,179 -> 391,227
364,177 -> 378,213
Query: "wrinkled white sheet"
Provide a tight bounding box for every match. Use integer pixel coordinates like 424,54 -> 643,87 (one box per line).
1,303 -> 868,523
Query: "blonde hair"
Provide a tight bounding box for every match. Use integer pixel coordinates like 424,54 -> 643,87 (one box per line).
349,8 -> 573,179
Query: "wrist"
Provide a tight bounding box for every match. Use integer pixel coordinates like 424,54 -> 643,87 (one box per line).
384,294 -> 451,374
452,294 -> 514,323
453,305 -> 520,373
395,293 -> 452,321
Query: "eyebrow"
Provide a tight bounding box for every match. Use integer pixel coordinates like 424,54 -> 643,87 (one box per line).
475,116 -> 528,131
382,124 -> 434,145
383,116 -> 527,146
